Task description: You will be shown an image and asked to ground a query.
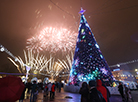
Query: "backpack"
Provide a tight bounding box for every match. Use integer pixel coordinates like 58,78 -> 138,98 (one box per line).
44,86 -> 48,91
97,89 -> 106,102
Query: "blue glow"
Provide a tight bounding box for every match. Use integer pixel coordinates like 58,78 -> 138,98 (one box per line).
82,35 -> 85,39
83,77 -> 86,80
100,54 -> 103,59
82,15 -> 87,23
69,68 -> 73,76
76,48 -> 79,52
88,43 -> 92,46
85,23 -> 90,28
80,19 -> 83,23
79,8 -> 86,14
113,68 -> 120,71
74,72 -> 77,75
78,24 -> 82,31
95,43 -> 99,48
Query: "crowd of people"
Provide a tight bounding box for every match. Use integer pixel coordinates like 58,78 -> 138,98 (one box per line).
19,80 -> 62,102
43,81 -> 62,99
18,79 -> 134,102
79,79 -> 134,102
118,82 -> 134,102
79,79 -> 110,102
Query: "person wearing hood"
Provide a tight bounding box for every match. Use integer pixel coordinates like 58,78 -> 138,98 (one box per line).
30,81 -> 38,102
102,82 -> 111,102
118,82 -> 125,101
88,80 -> 105,102
51,83 -> 56,99
96,79 -> 107,102
79,82 -> 89,102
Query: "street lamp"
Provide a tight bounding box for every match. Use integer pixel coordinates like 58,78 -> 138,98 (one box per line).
0,47 -> 4,52
135,69 -> 138,75
117,64 -> 120,67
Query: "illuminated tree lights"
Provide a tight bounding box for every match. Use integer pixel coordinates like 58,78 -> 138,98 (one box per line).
69,10 -> 114,85
26,27 -> 78,53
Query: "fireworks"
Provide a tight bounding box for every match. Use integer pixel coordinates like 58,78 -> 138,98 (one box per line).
44,57 -> 63,80
26,27 -> 77,53
8,50 -> 66,79
58,52 -> 74,74
20,50 -> 52,72
8,57 -> 21,73
8,50 -> 51,73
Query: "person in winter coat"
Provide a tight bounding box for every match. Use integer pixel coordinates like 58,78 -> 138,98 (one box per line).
19,82 -> 26,102
44,84 -> 48,98
26,80 -> 32,93
124,84 -> 129,102
30,81 -> 38,102
102,83 -> 111,102
47,82 -> 52,97
96,79 -> 107,102
51,83 -> 56,99
79,82 -> 89,102
58,81 -> 61,93
118,82 -> 125,101
88,80 -> 104,102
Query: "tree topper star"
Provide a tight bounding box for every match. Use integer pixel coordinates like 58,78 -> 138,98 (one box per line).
79,8 -> 86,14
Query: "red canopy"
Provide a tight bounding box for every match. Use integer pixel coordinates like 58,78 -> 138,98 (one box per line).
0,75 -> 25,102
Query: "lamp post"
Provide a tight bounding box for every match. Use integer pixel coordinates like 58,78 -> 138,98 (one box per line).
0,46 -> 5,52
135,69 -> 138,75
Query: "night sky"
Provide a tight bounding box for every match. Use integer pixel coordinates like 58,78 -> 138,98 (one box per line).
0,0 -> 138,73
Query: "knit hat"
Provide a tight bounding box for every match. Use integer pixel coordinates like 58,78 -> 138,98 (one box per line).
89,80 -> 96,87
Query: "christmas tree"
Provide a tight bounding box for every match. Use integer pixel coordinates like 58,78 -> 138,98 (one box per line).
69,9 -> 114,85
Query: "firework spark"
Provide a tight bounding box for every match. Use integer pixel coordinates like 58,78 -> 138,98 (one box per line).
8,57 -> 22,73
21,50 -> 52,72
58,52 -> 74,74
26,27 -> 77,53
42,56 -> 64,80
8,50 -> 51,74
8,50 -> 65,79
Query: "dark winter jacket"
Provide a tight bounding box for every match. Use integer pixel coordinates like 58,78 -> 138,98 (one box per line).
26,82 -> 32,89
31,83 -> 37,93
79,84 -> 89,102
96,79 -> 107,102
124,86 -> 129,96
20,84 -> 26,100
118,84 -> 123,93
89,87 -> 102,102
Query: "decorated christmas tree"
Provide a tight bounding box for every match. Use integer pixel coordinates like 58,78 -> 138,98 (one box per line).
69,9 -> 114,85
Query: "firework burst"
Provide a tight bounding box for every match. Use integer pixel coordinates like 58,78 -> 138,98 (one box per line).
26,27 -> 77,53
8,50 -> 66,79
58,51 -> 74,75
